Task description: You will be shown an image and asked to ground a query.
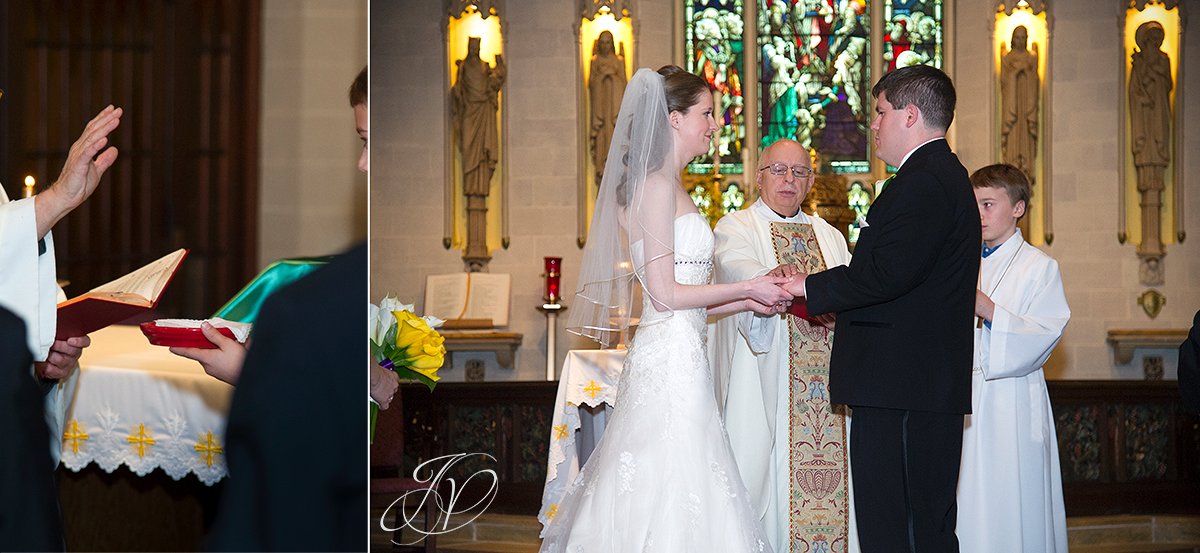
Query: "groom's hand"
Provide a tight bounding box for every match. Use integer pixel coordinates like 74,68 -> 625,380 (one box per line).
812,312 -> 836,329
782,272 -> 809,298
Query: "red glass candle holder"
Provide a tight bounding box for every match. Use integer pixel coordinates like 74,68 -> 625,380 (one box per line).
543,257 -> 562,304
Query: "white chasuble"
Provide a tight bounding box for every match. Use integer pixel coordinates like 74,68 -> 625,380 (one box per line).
957,229 -> 1069,553
711,201 -> 857,553
0,186 -> 77,464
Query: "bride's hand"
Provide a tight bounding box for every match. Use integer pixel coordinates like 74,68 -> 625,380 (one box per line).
745,275 -> 794,306
745,299 -> 787,316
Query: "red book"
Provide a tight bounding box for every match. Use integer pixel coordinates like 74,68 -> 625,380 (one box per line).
787,298 -> 810,320
56,249 -> 189,338
786,299 -> 834,328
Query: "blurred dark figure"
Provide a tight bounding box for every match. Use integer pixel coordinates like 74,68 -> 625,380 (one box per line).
0,306 -> 64,551
206,243 -> 367,551
1178,309 -> 1200,415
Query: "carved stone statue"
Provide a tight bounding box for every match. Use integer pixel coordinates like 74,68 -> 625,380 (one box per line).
588,31 -> 626,186
452,36 -> 506,270
1129,20 -> 1172,266
1000,26 -> 1039,185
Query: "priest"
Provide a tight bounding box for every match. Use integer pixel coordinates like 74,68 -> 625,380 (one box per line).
710,138 -> 856,553
0,105 -> 123,464
957,163 -> 1069,553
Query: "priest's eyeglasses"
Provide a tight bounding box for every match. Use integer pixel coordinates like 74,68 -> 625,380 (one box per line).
758,163 -> 813,179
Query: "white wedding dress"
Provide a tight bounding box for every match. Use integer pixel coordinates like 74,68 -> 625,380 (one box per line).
541,213 -> 771,553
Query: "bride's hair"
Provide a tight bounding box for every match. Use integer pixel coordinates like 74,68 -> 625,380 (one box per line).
657,65 -> 708,114
615,65 -> 709,206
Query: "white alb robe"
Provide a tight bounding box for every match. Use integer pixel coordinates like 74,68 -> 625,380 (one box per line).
709,200 -> 855,553
957,228 -> 1069,553
0,186 -> 77,464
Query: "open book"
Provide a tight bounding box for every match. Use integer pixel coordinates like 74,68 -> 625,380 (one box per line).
423,272 -> 511,328
56,249 -> 189,338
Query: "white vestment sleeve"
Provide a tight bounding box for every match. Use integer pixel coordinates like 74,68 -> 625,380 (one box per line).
984,255 -> 1070,381
810,214 -> 852,269
713,213 -> 776,353
0,195 -> 58,361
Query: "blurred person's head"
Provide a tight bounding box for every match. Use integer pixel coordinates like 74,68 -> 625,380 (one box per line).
349,66 -> 368,173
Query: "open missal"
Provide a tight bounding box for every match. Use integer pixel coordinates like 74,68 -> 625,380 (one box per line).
423,272 -> 510,328
56,249 -> 189,338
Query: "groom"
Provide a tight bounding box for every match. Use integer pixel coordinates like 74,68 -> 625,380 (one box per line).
784,65 -> 980,552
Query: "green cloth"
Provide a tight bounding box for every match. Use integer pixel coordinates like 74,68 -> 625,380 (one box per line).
212,257 -> 333,323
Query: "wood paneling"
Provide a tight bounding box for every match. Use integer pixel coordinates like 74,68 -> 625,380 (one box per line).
1050,380 -> 1200,516
0,0 -> 260,316
396,380 -> 1200,517
391,382 -> 558,515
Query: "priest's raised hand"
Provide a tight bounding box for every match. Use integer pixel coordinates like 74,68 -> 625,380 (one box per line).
34,105 -> 123,238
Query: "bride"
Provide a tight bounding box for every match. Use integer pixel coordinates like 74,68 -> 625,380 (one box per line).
540,66 -> 792,552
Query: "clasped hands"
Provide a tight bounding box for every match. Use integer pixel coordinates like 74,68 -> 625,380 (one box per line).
743,263 -> 834,328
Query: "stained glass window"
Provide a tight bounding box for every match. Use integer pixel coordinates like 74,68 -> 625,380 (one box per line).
678,0 -> 947,244
685,0 -> 745,175
689,181 -> 715,214
722,183 -> 746,213
759,0 -> 870,175
883,0 -> 943,72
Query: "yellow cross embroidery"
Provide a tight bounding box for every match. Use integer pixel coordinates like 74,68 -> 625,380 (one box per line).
194,432 -> 224,467
583,380 -> 603,399
63,419 -> 89,455
127,424 -> 157,458
546,504 -> 558,519
553,424 -> 568,440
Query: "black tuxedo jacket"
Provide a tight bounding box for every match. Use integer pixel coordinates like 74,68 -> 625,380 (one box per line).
807,139 -> 980,414
0,307 -> 63,550
208,242 -> 367,552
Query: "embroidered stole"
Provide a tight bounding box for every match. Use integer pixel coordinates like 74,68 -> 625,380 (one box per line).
769,221 -> 850,553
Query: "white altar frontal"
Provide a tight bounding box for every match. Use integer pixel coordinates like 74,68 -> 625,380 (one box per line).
538,348 -> 626,531
60,325 -> 233,485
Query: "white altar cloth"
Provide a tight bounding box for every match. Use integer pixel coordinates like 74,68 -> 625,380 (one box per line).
60,325 -> 233,485
538,348 -> 626,530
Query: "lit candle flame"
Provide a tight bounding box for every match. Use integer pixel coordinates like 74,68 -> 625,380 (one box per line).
23,175 -> 35,198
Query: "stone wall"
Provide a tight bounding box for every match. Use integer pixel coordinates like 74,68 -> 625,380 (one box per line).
259,0 -> 368,267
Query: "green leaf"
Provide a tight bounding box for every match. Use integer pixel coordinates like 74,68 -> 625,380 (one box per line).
394,366 -> 438,392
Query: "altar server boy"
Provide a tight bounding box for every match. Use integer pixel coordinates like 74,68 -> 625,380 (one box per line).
956,163 -> 1069,553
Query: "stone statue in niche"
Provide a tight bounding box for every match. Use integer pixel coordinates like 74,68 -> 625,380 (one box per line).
452,36 -> 506,271
1129,20 -> 1172,281
588,31 -> 626,187
1000,25 -> 1039,187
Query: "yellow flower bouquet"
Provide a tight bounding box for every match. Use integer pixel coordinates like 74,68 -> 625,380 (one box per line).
369,295 -> 446,440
